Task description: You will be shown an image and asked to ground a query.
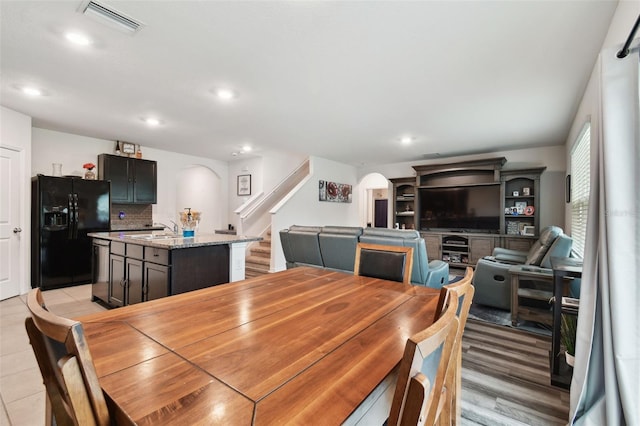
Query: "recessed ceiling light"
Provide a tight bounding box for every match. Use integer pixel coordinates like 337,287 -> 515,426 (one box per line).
401,136 -> 413,145
241,145 -> 252,152
215,89 -> 236,100
144,117 -> 160,126
65,32 -> 91,46
22,86 -> 43,97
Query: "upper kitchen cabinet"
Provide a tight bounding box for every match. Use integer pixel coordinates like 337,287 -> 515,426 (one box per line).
98,154 -> 157,204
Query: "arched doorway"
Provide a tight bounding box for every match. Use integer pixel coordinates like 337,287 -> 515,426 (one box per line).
358,173 -> 391,229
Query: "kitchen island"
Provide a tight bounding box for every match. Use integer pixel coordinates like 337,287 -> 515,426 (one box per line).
89,231 -> 262,308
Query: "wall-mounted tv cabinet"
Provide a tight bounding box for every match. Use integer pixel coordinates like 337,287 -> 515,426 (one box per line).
392,157 -> 547,267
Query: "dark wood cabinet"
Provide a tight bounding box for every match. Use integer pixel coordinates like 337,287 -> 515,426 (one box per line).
144,262 -> 170,301
104,241 -> 163,307
98,154 -> 157,204
108,254 -> 126,307
94,237 -> 230,308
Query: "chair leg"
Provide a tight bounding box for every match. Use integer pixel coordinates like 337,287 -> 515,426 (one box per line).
45,394 -> 53,426
453,349 -> 462,426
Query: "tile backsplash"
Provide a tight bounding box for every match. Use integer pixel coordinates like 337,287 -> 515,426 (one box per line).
110,204 -> 153,229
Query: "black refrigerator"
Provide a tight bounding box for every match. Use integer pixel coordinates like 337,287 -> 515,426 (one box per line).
31,175 -> 110,290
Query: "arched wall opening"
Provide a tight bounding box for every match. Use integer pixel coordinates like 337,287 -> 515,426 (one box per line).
175,165 -> 222,233
357,172 -> 392,228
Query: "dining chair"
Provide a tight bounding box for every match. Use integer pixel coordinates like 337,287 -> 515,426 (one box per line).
354,242 -> 414,284
433,267 -> 475,426
388,294 -> 459,425
25,288 -> 110,426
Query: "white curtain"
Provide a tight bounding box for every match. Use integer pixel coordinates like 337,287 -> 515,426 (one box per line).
570,43 -> 639,425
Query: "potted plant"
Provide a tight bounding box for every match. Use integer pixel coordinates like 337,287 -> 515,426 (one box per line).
561,314 -> 577,367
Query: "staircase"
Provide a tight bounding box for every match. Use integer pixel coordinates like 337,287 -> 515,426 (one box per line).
245,228 -> 271,278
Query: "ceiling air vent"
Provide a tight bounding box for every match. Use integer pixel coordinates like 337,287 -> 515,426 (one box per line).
79,1 -> 144,34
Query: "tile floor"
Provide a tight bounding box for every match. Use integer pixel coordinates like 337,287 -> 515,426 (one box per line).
0,285 -> 106,426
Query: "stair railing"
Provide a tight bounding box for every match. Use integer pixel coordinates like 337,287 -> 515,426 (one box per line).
234,158 -> 310,237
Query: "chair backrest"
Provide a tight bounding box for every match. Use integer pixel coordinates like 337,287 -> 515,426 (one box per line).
279,225 -> 324,268
525,225 -> 563,266
434,266 -> 475,323
388,294 -> 459,426
433,267 -> 475,425
359,228 -> 430,285
539,233 -> 573,268
354,242 -> 414,284
318,226 -> 363,271
25,288 -> 110,426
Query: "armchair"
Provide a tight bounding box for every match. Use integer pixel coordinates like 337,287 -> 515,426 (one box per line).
473,226 -> 573,310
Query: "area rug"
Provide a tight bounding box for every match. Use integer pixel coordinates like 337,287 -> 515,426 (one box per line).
468,303 -> 552,337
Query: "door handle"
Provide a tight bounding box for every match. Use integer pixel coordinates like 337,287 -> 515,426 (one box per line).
13,227 -> 22,233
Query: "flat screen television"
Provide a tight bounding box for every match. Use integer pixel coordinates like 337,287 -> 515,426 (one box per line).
419,184 -> 501,233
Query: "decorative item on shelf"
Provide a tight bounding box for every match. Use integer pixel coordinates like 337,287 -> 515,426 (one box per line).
115,140 -> 122,155
52,163 -> 62,177
522,187 -> 531,196
405,204 -> 412,212
83,162 -> 96,180
135,145 -> 142,159
506,221 -> 520,235
524,205 -> 535,216
512,190 -> 519,196
121,141 -> 135,156
522,225 -> 536,236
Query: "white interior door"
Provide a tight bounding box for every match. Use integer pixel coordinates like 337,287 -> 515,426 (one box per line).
0,147 -> 22,300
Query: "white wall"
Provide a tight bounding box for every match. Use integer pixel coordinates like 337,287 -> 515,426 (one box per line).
564,0 -> 640,234
271,156 -> 359,271
31,128 -> 229,231
358,144 -> 567,231
227,151 -> 306,230
1,106 -> 32,295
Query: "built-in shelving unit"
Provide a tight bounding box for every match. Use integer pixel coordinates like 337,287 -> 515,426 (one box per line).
501,168 -> 545,237
390,177 -> 416,230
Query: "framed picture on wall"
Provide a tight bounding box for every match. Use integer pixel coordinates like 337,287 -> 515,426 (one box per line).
237,174 -> 251,196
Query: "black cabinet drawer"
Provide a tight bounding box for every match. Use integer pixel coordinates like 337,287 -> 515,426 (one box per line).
144,246 -> 169,265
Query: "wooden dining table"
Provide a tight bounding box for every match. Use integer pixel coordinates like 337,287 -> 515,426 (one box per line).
77,267 -> 440,425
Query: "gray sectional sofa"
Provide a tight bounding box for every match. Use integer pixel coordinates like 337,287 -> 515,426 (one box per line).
279,225 -> 449,288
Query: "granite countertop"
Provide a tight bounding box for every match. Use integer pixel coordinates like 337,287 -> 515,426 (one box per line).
110,225 -> 165,231
88,231 -> 262,249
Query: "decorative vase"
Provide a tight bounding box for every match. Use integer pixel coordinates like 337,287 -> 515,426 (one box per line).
84,168 -> 96,180
565,352 -> 575,367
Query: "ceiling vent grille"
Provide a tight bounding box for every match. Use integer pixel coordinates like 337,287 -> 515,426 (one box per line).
79,1 -> 144,34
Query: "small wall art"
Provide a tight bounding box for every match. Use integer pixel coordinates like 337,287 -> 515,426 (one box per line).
237,174 -> 251,196
319,180 -> 352,203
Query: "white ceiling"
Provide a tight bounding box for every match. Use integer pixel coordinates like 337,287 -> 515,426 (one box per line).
1,1 -> 618,166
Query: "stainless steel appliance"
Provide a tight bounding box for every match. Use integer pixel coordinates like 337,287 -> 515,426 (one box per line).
31,175 -> 110,290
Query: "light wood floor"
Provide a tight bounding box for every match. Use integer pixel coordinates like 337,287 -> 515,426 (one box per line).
460,319 -> 570,425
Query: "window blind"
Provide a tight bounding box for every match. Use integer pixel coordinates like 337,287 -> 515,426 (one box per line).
570,123 -> 591,258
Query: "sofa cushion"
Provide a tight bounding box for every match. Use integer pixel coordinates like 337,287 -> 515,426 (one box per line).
286,226 -> 323,267
319,226 -> 363,271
